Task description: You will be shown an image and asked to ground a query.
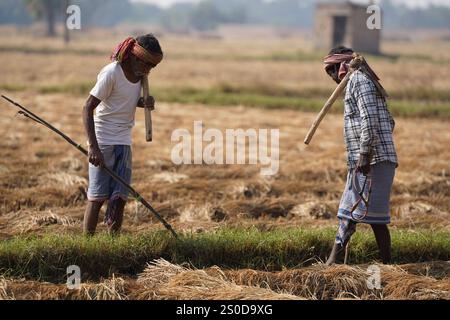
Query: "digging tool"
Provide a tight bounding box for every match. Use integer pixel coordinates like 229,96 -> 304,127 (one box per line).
142,76 -> 153,142
304,53 -> 374,145
1,94 -> 178,239
303,70 -> 354,145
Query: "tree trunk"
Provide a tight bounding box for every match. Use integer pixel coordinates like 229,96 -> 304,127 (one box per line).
45,0 -> 56,37
63,0 -> 70,44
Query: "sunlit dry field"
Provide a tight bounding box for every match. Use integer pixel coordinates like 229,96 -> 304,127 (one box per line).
0,26 -> 449,300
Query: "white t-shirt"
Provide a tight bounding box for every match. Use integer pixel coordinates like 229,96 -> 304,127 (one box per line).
90,61 -> 141,146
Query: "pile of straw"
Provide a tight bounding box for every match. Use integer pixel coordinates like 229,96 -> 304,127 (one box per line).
0,276 -> 131,300
134,259 -> 301,300
1,261 -> 448,300
222,262 -> 450,300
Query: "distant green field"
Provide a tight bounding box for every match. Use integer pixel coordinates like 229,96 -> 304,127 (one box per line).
2,82 -> 449,118
1,45 -> 449,64
0,227 -> 449,282
156,87 -> 450,118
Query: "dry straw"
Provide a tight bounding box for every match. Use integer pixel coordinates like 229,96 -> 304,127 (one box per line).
0,276 -> 131,300
134,258 -> 302,300
223,263 -> 450,300
0,261 -> 448,300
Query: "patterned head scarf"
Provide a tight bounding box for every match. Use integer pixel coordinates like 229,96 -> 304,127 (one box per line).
323,52 -> 388,97
111,36 -> 163,67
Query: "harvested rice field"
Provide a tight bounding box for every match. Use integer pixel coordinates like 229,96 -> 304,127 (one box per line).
0,25 -> 449,300
1,259 -> 449,300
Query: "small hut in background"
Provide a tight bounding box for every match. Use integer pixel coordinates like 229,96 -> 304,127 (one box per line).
314,1 -> 381,54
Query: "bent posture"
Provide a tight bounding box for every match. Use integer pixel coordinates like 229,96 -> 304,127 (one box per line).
323,46 -> 398,265
83,34 -> 163,235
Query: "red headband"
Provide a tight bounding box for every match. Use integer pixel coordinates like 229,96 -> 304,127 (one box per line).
323,53 -> 381,81
323,53 -> 354,80
111,37 -> 163,66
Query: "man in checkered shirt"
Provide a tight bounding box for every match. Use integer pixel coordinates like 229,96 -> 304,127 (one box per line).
343,69 -> 398,169
323,46 -> 398,265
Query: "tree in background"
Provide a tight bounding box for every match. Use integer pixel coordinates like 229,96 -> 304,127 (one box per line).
22,0 -> 131,42
24,0 -> 63,37
161,0 -> 247,32
0,0 -> 32,25
0,0 -> 448,33
74,0 -> 132,28
190,1 -> 226,31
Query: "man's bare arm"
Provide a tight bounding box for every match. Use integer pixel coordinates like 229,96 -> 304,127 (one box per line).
82,95 -> 104,167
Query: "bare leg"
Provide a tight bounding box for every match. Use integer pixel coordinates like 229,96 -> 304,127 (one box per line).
371,224 -> 391,264
83,200 -> 105,235
326,239 -> 351,265
326,243 -> 341,265
105,198 -> 126,235
326,218 -> 357,265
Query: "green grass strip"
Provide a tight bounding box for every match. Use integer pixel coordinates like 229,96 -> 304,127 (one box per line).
0,227 -> 449,282
156,88 -> 450,118
2,45 -> 450,64
1,82 -> 449,118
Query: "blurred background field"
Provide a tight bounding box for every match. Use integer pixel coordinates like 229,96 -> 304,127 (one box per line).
0,0 -> 449,300
1,24 -> 450,117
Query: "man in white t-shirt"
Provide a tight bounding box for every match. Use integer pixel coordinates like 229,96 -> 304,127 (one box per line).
82,34 -> 163,235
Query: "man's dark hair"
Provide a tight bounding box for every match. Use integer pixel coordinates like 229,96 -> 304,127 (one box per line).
136,34 -> 163,55
328,45 -> 354,55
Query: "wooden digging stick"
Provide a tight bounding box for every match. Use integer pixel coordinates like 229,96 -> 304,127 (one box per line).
142,76 -> 153,142
303,70 -> 354,145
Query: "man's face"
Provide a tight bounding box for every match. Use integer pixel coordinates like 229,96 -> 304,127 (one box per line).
326,64 -> 341,84
130,55 -> 155,77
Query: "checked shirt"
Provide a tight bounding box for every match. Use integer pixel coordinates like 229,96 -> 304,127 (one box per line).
343,70 -> 398,169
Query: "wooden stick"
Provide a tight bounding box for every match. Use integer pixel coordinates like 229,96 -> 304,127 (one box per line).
303,70 -> 353,145
142,76 -> 152,142
1,94 -> 178,238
